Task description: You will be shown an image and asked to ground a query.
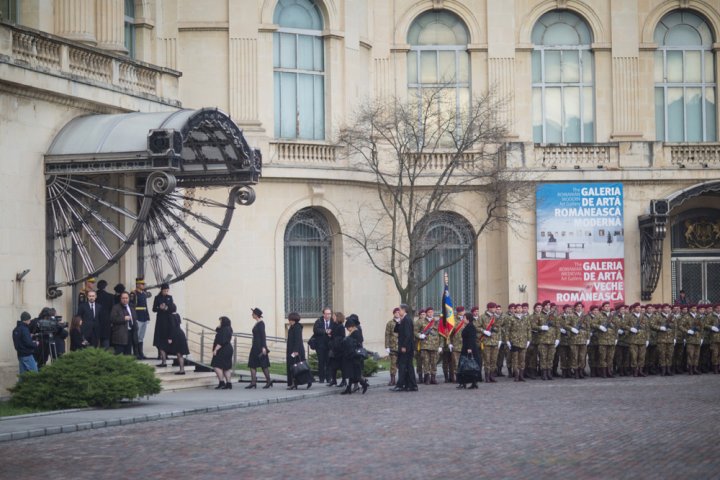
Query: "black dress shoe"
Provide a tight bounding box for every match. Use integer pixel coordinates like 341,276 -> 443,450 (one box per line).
174,371 -> 186,375
245,383 -> 257,389
156,363 -> 168,368
262,380 -> 274,389
326,381 -> 337,387
389,386 -> 404,392
215,381 -> 226,390
337,380 -> 347,388
306,382 -> 312,389
287,385 -> 297,390
361,379 -> 369,394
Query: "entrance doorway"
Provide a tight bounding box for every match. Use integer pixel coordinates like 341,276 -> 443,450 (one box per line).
671,258 -> 720,304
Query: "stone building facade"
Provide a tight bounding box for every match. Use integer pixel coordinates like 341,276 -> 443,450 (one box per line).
2,0 -> 720,394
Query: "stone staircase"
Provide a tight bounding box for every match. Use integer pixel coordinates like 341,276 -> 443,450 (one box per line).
139,359 -> 218,392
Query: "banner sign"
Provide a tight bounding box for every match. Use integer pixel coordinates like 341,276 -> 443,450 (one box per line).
536,183 -> 625,306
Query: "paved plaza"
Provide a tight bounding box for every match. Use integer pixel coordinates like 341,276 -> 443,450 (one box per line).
1,374 -> 719,479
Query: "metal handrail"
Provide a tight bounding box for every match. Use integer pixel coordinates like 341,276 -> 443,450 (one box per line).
183,317 -> 288,373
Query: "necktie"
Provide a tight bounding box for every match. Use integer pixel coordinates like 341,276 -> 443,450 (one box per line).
325,321 -> 329,330
91,303 -> 95,318
126,306 -> 132,330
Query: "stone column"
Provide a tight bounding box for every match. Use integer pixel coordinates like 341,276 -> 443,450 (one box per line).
95,0 -> 126,53
54,0 -> 96,45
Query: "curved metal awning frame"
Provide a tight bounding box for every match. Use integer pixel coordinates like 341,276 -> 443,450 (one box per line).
639,180 -> 720,300
44,108 -> 262,298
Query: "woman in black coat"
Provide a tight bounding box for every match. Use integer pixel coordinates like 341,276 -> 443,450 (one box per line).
286,312 -> 311,389
211,316 -> 234,390
152,283 -> 176,368
459,312 -> 481,389
166,312 -> 190,375
326,312 -> 346,387
247,307 -> 272,389
69,315 -> 88,351
340,314 -> 369,395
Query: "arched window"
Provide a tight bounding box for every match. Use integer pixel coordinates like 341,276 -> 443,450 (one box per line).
654,11 -> 716,142
532,11 -> 594,143
417,213 -> 475,311
284,208 -> 333,316
273,0 -> 325,140
407,10 -> 470,133
124,0 -> 135,58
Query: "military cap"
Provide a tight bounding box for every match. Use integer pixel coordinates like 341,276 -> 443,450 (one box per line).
486,302 -> 497,309
590,304 -> 600,311
471,306 -> 479,313
456,306 -> 466,313
392,307 -> 400,314
135,277 -> 145,284
630,302 -> 641,309
521,303 -> 529,307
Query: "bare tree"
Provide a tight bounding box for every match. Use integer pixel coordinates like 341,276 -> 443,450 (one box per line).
337,88 -> 532,309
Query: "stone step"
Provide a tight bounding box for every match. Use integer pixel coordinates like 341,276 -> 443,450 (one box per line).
136,359 -> 218,392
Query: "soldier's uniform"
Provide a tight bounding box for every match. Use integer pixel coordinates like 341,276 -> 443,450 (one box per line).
698,306 -> 711,372
505,309 -> 531,381
626,307 -> 649,377
415,314 -> 440,384
680,308 -> 705,374
651,305 -> 676,376
590,305 -> 618,378
76,277 -> 96,310
441,307 -> 462,382
557,306 -> 574,378
568,306 -> 590,378
130,278 -> 151,359
478,303 -> 501,383
672,307 -> 687,373
535,304 -> 558,380
707,307 -> 720,374
495,305 -> 511,377
643,307 -> 659,374
384,316 -> 399,385
613,307 -> 630,376
525,304 -> 542,379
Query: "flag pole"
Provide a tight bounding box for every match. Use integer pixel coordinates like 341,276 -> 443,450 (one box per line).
444,271 -> 448,286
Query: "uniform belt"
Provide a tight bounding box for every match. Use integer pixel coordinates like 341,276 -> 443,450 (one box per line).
135,307 -> 147,310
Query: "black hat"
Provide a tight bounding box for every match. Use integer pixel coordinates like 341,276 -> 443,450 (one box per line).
345,314 -> 360,328
251,307 -> 263,317
160,283 -> 170,290
20,311 -> 31,322
97,279 -> 108,290
114,283 -> 125,294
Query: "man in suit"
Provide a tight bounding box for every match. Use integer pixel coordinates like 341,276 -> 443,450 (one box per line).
391,303 -> 418,392
76,290 -> 101,347
95,279 -> 115,348
313,307 -> 333,384
111,291 -> 138,355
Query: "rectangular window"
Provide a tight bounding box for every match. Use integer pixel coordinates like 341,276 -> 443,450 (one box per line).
1,0 -> 18,22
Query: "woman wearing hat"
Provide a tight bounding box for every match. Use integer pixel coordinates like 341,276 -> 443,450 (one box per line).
286,312 -> 311,389
152,283 -> 176,368
166,312 -> 190,375
211,316 -> 234,389
247,307 -> 272,389
341,314 -> 369,394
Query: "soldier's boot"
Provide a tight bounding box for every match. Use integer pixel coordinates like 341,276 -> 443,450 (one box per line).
524,367 -> 533,380
547,368 -> 554,380
574,368 -> 580,379
666,366 -> 673,376
598,367 -> 607,378
430,374 -> 438,385
687,365 -> 693,375
578,367 -> 585,378
388,374 -> 396,386
540,369 -> 547,381
489,370 -> 497,383
423,373 -> 430,385
607,366 -> 615,378
496,367 -> 505,377
713,365 -> 719,374
449,373 -> 456,383
632,367 -> 638,377
442,364 -> 449,382
694,365 -> 702,375
519,369 -> 526,382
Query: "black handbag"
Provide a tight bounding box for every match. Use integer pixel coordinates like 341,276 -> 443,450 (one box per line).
457,355 -> 481,381
308,336 -> 318,350
355,347 -> 369,359
291,360 -> 310,376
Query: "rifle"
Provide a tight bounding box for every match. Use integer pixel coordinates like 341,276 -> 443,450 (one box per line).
480,316 -> 495,349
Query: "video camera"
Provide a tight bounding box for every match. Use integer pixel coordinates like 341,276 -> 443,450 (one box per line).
36,316 -> 65,334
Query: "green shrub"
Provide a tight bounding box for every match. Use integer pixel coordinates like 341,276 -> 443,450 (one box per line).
363,356 -> 379,377
9,348 -> 161,410
308,352 -> 318,373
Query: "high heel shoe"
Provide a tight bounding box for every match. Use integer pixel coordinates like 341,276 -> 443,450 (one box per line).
361,379 -> 369,394
262,380 -> 274,389
306,381 -> 312,389
287,385 -> 297,390
245,383 -> 257,389
174,371 -> 186,375
156,363 -> 168,368
340,385 -> 352,395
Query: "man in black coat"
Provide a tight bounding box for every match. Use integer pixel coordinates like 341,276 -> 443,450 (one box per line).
76,290 -> 101,347
312,307 -> 333,383
95,280 -> 115,348
392,304 -> 418,392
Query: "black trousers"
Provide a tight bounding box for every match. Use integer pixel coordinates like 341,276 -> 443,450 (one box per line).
114,342 -> 132,355
316,347 -> 329,382
396,351 -> 418,390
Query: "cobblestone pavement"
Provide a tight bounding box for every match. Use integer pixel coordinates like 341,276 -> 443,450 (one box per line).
2,374 -> 719,479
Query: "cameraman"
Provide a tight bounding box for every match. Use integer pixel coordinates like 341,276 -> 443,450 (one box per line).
31,307 -> 68,367
12,311 -> 38,376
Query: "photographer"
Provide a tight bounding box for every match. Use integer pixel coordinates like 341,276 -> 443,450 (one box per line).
13,311 -> 39,376
31,307 -> 69,367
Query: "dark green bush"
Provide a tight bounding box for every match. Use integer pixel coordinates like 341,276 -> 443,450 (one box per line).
9,348 -> 161,409
309,351 -> 379,377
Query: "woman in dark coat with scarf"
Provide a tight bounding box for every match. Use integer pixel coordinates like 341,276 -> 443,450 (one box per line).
340,314 -> 369,395
459,312 -> 481,389
152,283 -> 176,367
166,312 -> 190,375
286,312 -> 311,389
247,307 -> 272,389
211,316 -> 234,389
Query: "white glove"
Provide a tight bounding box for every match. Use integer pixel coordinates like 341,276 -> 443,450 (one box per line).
419,334 -> 427,340
673,339 -> 677,345
687,329 -> 694,335
712,326 -> 719,333
449,344 -> 453,352
571,327 -> 579,334
618,329 -> 624,335
540,325 -> 549,331
630,327 -> 638,334
560,328 -> 567,334
660,326 -> 667,332
507,341 -> 512,349
599,326 -> 607,332
438,347 -> 443,353
586,339 -> 590,345
483,330 -> 492,337
645,341 -> 649,348
385,347 -> 390,354
526,341 -> 530,348
554,339 -> 560,347
700,339 -> 704,346
614,339 -> 618,345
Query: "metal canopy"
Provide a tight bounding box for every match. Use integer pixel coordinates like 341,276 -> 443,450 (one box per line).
44,108 -> 262,297
639,180 -> 720,300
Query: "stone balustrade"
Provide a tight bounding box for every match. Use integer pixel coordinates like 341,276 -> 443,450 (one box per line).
535,144 -> 617,169
668,144 -> 720,167
1,22 -> 178,103
271,141 -> 338,164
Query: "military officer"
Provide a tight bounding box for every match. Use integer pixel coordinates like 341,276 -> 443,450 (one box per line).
77,277 -> 96,309
568,302 -> 589,379
625,303 -> 649,377
441,306 -> 464,382
414,309 -> 427,379
478,302 -> 501,383
415,307 -> 440,384
130,277 -> 152,359
643,304 -> 659,375
534,301 -> 559,380
384,307 -> 401,386
651,303 -> 676,376
495,304 -> 512,377
556,304 -> 573,378
505,304 -> 531,381
591,301 -> 619,378
680,305 -> 705,375
673,304 -> 687,373
708,305 -> 720,374
525,302 -> 542,379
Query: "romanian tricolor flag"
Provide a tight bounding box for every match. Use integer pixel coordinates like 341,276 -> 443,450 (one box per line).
438,283 -> 455,338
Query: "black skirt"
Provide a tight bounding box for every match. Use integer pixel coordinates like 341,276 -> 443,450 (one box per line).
248,347 -> 270,369
211,344 -> 233,370
166,329 -> 190,356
